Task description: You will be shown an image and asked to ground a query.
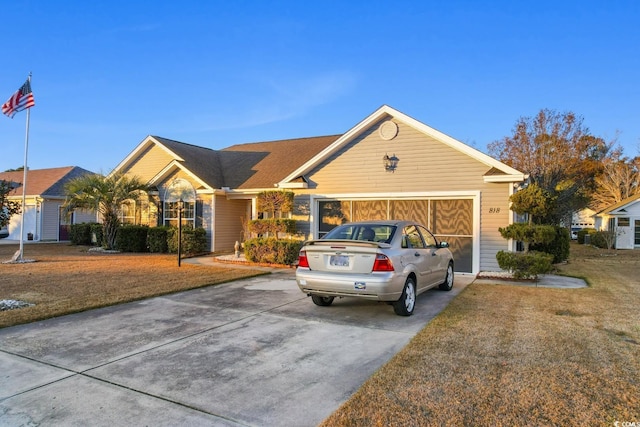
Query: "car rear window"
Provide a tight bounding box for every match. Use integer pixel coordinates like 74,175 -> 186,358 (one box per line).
323,224 -> 396,242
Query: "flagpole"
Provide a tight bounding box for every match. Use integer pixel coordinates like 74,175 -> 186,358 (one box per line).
18,74 -> 32,261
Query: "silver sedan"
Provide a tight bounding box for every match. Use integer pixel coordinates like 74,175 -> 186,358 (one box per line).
296,220 -> 454,316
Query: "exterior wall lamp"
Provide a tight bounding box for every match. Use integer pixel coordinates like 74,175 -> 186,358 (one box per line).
383,153 -> 399,172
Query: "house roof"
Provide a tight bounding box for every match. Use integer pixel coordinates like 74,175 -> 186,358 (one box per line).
0,166 -> 95,198
114,105 -> 524,193
150,136 -> 226,189
221,135 -> 340,189
597,193 -> 640,215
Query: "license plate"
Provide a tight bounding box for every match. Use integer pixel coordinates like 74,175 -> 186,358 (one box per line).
330,254 -> 350,267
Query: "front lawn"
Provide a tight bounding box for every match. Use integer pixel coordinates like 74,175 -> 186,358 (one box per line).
322,243 -> 640,426
0,243 -> 266,328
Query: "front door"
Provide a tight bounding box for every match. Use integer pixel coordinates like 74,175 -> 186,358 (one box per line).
59,207 -> 72,241
616,217 -> 633,249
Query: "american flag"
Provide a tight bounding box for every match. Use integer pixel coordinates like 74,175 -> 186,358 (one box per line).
2,79 -> 35,118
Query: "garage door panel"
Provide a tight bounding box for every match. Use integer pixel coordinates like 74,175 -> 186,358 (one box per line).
431,199 -> 473,235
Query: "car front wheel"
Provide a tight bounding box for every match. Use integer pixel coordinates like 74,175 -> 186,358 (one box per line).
393,277 -> 416,316
311,295 -> 334,306
439,262 -> 454,291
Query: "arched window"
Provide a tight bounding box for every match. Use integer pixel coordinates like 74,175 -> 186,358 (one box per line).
163,179 -> 196,227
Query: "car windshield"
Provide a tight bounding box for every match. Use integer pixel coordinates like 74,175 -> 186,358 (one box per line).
323,224 -> 397,243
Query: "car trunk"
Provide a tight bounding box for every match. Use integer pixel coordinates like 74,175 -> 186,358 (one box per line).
303,240 -> 381,274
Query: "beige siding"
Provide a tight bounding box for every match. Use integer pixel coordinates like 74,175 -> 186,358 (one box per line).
214,196 -> 250,252
305,120 -> 490,193
41,200 -> 60,241
479,185 -> 512,271
74,208 -> 97,224
122,144 -> 175,181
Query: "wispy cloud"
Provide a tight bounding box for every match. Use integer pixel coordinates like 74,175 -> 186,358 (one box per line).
186,70 -> 359,132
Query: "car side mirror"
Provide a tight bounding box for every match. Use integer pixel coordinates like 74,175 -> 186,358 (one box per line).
438,241 -> 449,248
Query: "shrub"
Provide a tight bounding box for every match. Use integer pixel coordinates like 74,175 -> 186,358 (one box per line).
577,228 -> 597,244
167,226 -> 207,255
115,225 -> 149,252
69,223 -> 93,245
248,219 -> 297,237
496,250 -> 554,280
244,238 -> 303,265
498,223 -> 556,252
147,226 -> 170,253
589,231 -> 609,249
530,226 -> 570,263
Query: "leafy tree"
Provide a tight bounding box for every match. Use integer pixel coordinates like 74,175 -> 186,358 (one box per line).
63,172 -> 149,249
488,109 -> 611,224
591,149 -> 639,212
1,180 -> 21,229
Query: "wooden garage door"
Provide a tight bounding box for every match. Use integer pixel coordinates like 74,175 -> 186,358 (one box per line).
317,198 -> 474,273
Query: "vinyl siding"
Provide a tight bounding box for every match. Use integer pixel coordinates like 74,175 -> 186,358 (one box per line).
41,200 -> 60,241
121,144 -> 175,181
214,196 -> 250,252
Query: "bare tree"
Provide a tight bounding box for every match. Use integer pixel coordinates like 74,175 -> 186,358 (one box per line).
591,149 -> 640,212
489,109 -> 612,224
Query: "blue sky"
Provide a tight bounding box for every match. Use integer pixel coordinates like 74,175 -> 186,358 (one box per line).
1,1 -> 639,174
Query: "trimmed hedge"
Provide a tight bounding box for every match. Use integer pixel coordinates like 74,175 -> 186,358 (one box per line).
115,225 -> 149,252
69,223 -> 93,245
167,226 -> 207,255
244,238 -> 303,265
530,226 -> 570,263
496,250 -> 554,280
69,222 -> 104,246
147,226 -> 170,253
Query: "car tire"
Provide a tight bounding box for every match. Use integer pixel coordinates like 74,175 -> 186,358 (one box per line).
311,295 -> 334,306
439,262 -> 454,291
393,277 -> 416,316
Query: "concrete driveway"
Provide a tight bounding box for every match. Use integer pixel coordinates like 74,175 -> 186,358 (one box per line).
0,267 -> 473,426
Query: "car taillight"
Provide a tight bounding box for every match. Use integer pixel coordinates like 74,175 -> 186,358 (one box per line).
298,250 -> 310,268
372,253 -> 394,271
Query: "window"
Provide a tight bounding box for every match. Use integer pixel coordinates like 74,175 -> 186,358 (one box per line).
403,225 -> 425,249
164,201 -> 195,227
618,217 -> 630,227
418,226 -> 437,247
120,200 -> 136,224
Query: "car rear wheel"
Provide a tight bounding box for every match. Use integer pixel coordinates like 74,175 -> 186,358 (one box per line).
439,262 -> 454,291
311,295 -> 334,306
393,277 -> 416,316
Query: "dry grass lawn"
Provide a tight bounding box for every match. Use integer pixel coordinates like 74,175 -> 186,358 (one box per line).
0,243 -> 266,328
322,243 -> 640,426
2,242 -> 639,425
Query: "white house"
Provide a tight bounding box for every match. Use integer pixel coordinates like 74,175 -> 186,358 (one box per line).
593,194 -> 640,250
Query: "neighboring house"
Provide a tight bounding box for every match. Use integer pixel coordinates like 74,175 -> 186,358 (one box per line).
114,105 -> 526,273
593,194 -> 640,250
0,166 -> 96,241
570,208 -> 596,239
